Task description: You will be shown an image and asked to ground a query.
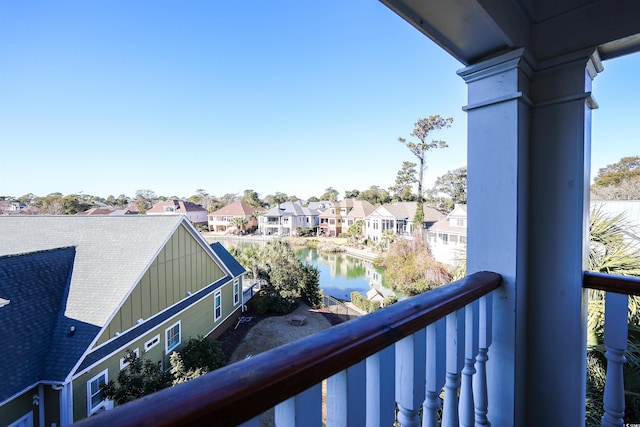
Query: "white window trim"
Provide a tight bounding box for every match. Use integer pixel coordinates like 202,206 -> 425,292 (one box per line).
119,348 -> 140,370
87,369 -> 109,416
165,320 -> 181,354
233,279 -> 240,305
8,412 -> 33,427
144,334 -> 160,352
214,290 -> 222,321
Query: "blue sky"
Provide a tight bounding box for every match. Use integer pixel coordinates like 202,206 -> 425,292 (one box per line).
1,1 -> 637,201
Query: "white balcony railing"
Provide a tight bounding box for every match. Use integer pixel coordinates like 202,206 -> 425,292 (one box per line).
74,272 -> 501,427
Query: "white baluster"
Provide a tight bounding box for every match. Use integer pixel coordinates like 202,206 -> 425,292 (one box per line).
423,318 -> 446,427
601,292 -> 628,427
366,346 -> 396,427
460,301 -> 479,426
442,310 -> 464,427
275,383 -> 322,427
326,361 -> 366,427
396,329 -> 427,427
474,294 -> 492,426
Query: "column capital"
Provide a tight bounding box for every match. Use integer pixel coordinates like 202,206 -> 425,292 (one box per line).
457,48 -> 535,112
457,48 -> 535,84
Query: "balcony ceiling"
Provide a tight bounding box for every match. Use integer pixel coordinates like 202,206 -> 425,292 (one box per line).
380,0 -> 640,65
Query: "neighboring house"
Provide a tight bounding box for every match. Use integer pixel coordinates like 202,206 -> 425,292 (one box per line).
77,207 -> 137,216
427,204 -> 468,266
147,200 -> 208,225
318,199 -> 375,237
208,202 -> 262,233
0,216 -> 245,426
8,202 -> 28,211
365,202 -> 443,242
306,201 -> 332,213
258,201 -> 319,236
77,207 -> 118,215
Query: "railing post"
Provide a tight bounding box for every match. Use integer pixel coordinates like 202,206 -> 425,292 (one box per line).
601,292 -> 628,427
460,300 -> 479,426
366,346 -> 396,427
474,294 -> 492,426
396,329 -> 427,427
275,384 -> 322,427
442,310 -> 464,427
326,360 -> 366,427
422,318 -> 446,427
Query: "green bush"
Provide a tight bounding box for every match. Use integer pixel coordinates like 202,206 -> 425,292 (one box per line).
384,295 -> 398,306
350,291 -> 381,313
180,336 -> 226,372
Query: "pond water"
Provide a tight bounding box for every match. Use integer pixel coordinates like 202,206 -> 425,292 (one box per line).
295,247 -> 393,301
210,238 -> 393,302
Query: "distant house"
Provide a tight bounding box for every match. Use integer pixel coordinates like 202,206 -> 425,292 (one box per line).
208,202 -> 262,233
147,200 -> 208,225
0,216 -> 245,426
77,207 -> 137,216
365,201 -> 443,242
427,204 -> 467,265
318,199 -> 375,237
258,201 -> 319,236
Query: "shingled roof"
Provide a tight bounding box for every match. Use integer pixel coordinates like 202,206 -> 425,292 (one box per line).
0,247 -> 78,401
0,216 -> 185,328
0,215 -> 244,406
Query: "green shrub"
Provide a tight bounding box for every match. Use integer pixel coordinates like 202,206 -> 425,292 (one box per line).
180,336 -> 226,372
350,291 -> 381,313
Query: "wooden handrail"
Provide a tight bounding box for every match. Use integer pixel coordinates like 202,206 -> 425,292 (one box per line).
583,271 -> 640,296
74,271 -> 502,427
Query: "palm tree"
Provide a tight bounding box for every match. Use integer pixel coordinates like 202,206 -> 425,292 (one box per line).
229,216 -> 248,234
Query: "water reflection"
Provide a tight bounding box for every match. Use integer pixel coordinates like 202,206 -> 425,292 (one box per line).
209,237 -> 392,302
295,247 -> 392,301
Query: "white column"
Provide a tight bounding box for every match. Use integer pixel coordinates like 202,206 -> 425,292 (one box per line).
459,47 -> 600,426
525,51 -> 600,426
458,48 -> 534,426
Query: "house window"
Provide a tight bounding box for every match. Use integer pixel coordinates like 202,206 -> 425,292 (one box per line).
164,206 -> 175,213
214,290 -> 222,321
119,348 -> 140,370
456,218 -> 465,227
165,321 -> 181,354
450,235 -> 459,243
87,369 -> 108,415
233,279 -> 240,305
460,236 -> 467,244
144,335 -> 160,352
440,234 -> 449,245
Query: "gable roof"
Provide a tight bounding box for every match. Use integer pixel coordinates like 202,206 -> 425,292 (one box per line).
369,202 -> 443,222
0,216 -> 186,328
0,247 -> 76,402
147,200 -> 207,213
346,200 -> 376,218
261,202 -> 318,218
210,202 -> 262,217
0,215 -> 240,387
